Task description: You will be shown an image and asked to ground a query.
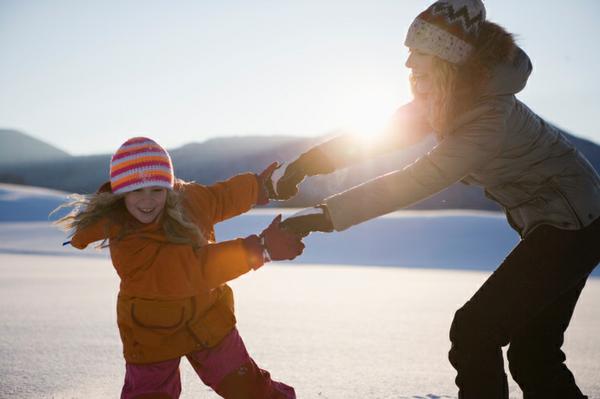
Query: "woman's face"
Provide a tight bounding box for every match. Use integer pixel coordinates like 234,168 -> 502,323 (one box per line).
124,186 -> 167,224
405,48 -> 436,95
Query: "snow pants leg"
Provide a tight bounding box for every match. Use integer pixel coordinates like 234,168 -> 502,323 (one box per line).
448,218 -> 600,399
121,357 -> 182,399
186,328 -> 296,399
120,328 -> 295,399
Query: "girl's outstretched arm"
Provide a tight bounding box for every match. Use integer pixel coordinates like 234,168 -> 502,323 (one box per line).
184,163 -> 278,228
186,173 -> 260,225
196,214 -> 303,288
69,217 -> 112,249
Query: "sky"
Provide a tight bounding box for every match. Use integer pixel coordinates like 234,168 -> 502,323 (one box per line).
1,0 -> 599,155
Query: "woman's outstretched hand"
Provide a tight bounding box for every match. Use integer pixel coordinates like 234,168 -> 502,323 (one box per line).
275,148 -> 335,200
260,215 -> 305,261
274,160 -> 304,200
280,205 -> 334,237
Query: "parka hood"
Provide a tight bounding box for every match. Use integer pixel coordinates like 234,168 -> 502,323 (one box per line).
483,47 -> 532,96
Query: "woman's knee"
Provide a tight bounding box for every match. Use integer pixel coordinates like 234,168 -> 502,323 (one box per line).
449,302 -> 507,348
449,304 -> 482,346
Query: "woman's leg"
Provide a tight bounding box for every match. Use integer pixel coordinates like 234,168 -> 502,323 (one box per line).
120,357 -> 182,399
507,277 -> 588,399
448,219 -> 600,399
186,328 -> 296,399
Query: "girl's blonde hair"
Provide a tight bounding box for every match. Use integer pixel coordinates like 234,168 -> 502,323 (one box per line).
54,180 -> 207,249
412,21 -> 517,134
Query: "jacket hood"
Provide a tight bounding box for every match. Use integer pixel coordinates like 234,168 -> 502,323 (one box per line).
483,47 -> 532,96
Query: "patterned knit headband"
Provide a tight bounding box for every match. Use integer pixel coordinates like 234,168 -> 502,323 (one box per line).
404,0 -> 486,64
110,137 -> 175,195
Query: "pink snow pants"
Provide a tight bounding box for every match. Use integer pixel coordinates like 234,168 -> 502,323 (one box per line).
120,328 -> 295,399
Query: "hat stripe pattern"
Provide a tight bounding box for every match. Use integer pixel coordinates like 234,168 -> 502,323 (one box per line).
112,144 -> 166,159
111,172 -> 173,194
111,164 -> 173,182
110,158 -> 172,178
110,137 -> 175,194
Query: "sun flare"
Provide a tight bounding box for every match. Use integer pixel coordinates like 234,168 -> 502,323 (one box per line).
338,104 -> 398,149
341,108 -> 389,137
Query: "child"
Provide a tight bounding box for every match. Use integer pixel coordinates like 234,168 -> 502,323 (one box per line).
56,137 -> 302,399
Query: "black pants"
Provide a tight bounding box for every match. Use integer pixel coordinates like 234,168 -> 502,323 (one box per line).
449,218 -> 600,399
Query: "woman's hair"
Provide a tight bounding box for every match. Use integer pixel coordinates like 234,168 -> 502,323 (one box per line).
54,180 -> 207,249
413,21 -> 518,133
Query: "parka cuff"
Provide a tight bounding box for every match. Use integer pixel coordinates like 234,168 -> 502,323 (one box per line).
255,174 -> 270,206
242,234 -> 266,270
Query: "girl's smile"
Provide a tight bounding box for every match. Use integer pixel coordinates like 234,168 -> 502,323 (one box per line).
124,186 -> 167,224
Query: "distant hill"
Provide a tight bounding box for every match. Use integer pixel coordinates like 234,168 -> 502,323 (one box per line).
0,129 -> 71,167
0,132 -> 325,194
0,129 -> 598,211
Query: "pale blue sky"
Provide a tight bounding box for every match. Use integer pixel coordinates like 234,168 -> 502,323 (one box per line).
1,0 -> 599,155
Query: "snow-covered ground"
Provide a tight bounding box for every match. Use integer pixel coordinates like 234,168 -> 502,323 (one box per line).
2,255 -> 599,399
1,183 -> 599,398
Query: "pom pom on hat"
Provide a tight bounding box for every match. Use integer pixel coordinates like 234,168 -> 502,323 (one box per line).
404,0 -> 486,64
110,137 -> 175,195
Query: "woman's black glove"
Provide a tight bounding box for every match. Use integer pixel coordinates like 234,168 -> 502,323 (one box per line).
275,148 -> 335,200
280,205 -> 334,237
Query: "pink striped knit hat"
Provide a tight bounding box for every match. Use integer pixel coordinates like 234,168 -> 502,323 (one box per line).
110,137 -> 175,195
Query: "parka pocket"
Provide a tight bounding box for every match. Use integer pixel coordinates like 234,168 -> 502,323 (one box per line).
130,298 -> 188,347
187,298 -> 236,348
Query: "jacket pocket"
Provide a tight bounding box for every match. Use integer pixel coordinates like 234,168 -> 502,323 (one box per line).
130,298 -> 187,347
550,181 -> 583,229
186,298 -> 236,349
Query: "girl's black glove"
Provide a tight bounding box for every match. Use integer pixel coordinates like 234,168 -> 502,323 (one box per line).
280,205 -> 334,237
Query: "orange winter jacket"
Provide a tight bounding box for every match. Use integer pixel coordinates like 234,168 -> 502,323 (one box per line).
70,173 -> 261,363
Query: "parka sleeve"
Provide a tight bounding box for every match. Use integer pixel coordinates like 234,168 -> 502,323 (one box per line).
193,239 -> 256,288
70,217 -> 111,249
324,100 -> 510,231
186,173 -> 259,225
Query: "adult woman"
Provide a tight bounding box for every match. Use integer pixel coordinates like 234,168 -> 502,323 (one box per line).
274,1 -> 600,398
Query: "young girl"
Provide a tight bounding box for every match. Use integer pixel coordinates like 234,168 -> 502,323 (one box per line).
56,136 -> 302,399
275,1 -> 600,398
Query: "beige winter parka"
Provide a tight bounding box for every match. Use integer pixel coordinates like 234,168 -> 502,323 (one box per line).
321,48 -> 600,237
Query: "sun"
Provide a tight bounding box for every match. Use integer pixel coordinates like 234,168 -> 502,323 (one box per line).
338,103 -> 396,146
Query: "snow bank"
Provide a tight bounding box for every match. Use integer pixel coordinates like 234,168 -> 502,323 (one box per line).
0,183 -> 69,222
1,183 -> 598,275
